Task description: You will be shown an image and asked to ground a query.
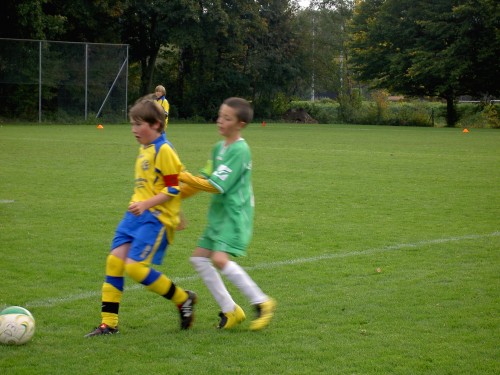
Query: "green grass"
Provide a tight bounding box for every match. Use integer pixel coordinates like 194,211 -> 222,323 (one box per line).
0,123 -> 499,374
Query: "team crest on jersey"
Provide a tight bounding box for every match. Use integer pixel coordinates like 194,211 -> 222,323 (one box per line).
142,160 -> 150,171
213,164 -> 232,181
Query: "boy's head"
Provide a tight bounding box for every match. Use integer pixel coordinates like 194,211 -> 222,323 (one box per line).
155,85 -> 166,98
217,97 -> 253,141
129,98 -> 165,134
223,97 -> 253,125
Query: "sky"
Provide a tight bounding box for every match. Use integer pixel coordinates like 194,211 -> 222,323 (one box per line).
298,0 -> 311,7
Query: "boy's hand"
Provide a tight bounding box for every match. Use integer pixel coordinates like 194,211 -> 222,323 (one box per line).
128,201 -> 147,216
199,159 -> 213,178
177,211 -> 188,230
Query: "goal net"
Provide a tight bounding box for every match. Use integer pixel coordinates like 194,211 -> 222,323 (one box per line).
0,38 -> 128,123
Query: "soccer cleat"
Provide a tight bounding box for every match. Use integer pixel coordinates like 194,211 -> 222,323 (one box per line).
178,290 -> 197,330
84,323 -> 119,337
217,304 -> 246,329
249,298 -> 276,331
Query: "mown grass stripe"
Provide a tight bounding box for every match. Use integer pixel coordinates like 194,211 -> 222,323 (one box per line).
23,231 -> 498,308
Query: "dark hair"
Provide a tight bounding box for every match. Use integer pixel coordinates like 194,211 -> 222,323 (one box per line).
129,97 -> 165,132
223,97 -> 253,124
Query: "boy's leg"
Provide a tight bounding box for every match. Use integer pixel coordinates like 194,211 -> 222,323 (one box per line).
125,261 -> 185,303
125,260 -> 196,330
101,254 -> 126,328
190,255 -> 235,312
191,251 -> 246,329
220,260 -> 267,304
85,245 -> 128,337
221,261 -> 276,331
121,213 -> 196,329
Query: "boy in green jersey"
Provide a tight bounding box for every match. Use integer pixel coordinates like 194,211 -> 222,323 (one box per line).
180,97 -> 276,330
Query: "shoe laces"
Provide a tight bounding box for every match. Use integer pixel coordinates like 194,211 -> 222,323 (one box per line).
179,296 -> 193,317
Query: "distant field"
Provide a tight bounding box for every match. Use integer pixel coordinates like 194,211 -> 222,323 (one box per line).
0,123 -> 499,374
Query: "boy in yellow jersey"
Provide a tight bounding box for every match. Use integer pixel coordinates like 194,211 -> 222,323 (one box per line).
180,97 -> 276,331
85,98 -> 196,337
155,85 -> 170,130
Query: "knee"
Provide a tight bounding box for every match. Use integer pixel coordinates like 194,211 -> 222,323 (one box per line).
125,261 -> 149,283
211,252 -> 229,270
106,254 -> 125,276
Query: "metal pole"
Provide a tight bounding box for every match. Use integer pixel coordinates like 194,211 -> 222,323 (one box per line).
85,44 -> 88,120
96,57 -> 128,119
39,41 -> 42,123
311,12 -> 315,101
125,45 -> 129,121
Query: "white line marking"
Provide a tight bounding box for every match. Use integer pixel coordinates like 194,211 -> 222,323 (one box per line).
23,232 -> 499,308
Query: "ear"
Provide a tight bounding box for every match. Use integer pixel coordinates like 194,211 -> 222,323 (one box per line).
152,121 -> 162,132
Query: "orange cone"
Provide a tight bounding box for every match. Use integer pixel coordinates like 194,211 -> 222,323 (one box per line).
97,124 -> 104,129
463,128 -> 469,133
262,121 -> 266,127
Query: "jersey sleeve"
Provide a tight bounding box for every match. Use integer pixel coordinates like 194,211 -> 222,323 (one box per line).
179,171 -> 220,193
155,144 -> 182,196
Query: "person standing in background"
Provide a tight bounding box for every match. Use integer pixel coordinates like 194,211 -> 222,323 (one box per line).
155,85 -> 170,130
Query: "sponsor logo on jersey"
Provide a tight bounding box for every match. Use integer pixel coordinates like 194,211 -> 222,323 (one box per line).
213,164 -> 232,181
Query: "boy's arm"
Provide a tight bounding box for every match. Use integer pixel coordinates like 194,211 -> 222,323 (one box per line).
180,183 -> 201,199
179,171 -> 220,194
129,192 -> 171,216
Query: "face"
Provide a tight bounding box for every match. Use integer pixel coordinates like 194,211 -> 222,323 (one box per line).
217,104 -> 244,140
155,89 -> 163,99
131,119 -> 160,145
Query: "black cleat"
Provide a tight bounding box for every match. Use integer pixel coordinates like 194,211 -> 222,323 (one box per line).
85,323 -> 119,337
178,290 -> 197,330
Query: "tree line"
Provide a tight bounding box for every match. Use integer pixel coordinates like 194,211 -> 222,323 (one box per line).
1,0 -> 498,125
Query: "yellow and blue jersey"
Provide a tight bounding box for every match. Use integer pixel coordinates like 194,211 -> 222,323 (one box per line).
156,96 -> 170,128
130,135 -> 181,243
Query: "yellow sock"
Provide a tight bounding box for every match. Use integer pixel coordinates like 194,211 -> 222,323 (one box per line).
101,254 -> 125,328
148,275 -> 188,305
126,261 -> 188,305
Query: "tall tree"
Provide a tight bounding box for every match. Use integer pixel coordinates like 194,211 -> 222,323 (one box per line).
0,0 -> 67,40
349,0 -> 500,126
121,0 -> 199,96
174,0 -> 261,118
299,1 -> 355,98
248,0 -> 304,117
173,0 -> 305,119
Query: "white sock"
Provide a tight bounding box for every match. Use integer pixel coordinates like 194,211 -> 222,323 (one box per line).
190,256 -> 235,313
221,261 -> 267,305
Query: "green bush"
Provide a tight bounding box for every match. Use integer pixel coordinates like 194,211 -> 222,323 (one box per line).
456,103 -> 500,129
337,90 -> 363,123
289,100 -> 338,124
385,102 -> 434,127
287,99 -> 499,128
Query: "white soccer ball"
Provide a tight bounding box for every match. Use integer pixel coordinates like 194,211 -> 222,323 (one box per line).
0,306 -> 36,345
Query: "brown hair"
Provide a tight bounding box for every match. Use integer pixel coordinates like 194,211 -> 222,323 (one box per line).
223,97 -> 253,124
129,97 -> 165,133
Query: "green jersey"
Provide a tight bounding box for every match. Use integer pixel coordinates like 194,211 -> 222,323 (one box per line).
199,138 -> 254,256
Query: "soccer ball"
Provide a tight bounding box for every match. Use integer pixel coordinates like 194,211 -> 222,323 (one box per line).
0,306 -> 36,345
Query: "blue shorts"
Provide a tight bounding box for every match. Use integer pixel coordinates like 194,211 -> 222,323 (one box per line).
111,211 -> 169,265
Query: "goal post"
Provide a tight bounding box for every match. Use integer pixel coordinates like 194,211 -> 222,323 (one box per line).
0,38 -> 129,123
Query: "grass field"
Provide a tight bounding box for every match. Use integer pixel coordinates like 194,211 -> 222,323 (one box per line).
0,122 -> 499,374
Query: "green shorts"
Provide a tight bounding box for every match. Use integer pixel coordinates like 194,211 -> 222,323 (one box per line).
197,232 -> 247,258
